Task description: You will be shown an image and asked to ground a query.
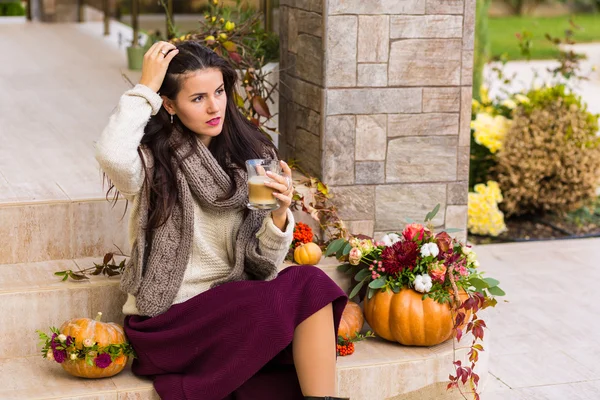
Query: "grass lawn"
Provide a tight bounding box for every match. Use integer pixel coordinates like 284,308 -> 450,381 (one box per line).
489,14 -> 600,61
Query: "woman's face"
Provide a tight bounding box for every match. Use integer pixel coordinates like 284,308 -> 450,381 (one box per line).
164,68 -> 227,146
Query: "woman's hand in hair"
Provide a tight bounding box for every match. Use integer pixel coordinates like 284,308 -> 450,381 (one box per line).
265,161 -> 294,232
139,41 -> 179,93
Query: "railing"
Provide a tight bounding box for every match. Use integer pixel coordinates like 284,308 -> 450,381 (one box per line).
66,0 -> 276,38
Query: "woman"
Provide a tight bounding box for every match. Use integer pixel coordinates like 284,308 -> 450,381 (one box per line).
95,40 -> 348,400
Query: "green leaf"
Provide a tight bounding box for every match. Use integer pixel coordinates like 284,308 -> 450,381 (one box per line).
348,277 -> 367,300
336,263 -> 352,273
368,277 -> 387,289
354,268 -> 371,282
368,287 -> 375,300
325,238 -> 346,257
488,286 -> 506,296
234,93 -> 245,109
425,203 -> 441,222
483,277 -> 500,288
342,242 -> 352,256
54,271 -> 66,276
404,217 -> 414,223
469,277 -> 489,291
444,228 -> 463,233
392,285 -> 400,293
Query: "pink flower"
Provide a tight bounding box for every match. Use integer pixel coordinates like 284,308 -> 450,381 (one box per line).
429,263 -> 447,283
402,223 -> 426,241
348,248 -> 362,265
457,265 -> 468,276
94,353 -> 112,369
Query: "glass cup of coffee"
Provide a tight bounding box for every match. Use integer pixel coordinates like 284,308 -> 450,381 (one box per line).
245,159 -> 282,211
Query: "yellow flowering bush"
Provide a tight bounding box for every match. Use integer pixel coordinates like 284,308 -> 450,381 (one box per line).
470,113 -> 512,154
468,181 -> 507,237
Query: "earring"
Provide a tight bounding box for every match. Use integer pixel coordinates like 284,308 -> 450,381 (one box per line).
170,114 -> 174,124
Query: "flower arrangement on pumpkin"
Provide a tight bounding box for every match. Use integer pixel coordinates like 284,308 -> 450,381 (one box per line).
326,205 -> 504,398
37,312 -> 136,379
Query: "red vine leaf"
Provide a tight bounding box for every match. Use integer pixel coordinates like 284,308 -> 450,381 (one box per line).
252,96 -> 271,118
456,328 -> 463,342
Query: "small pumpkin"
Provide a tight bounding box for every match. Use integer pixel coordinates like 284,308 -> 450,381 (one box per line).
363,288 -> 470,346
337,301 -> 364,339
294,242 -> 323,265
59,312 -> 129,378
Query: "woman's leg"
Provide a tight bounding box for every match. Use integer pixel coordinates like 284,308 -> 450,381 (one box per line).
292,303 -> 337,397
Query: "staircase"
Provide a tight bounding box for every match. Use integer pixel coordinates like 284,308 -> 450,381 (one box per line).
0,199 -> 489,400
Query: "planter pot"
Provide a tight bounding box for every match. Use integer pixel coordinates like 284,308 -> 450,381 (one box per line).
127,45 -> 145,71
363,287 -> 470,346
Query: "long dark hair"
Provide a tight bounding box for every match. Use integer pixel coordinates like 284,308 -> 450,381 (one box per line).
106,41 -> 276,232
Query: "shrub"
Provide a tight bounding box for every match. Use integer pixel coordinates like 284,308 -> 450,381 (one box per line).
0,1 -> 26,16
495,85 -> 600,216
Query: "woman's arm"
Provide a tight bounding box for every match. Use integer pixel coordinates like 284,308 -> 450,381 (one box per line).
256,208 -> 295,267
94,84 -> 161,196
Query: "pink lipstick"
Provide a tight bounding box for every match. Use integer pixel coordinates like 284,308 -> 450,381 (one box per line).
207,117 -> 221,126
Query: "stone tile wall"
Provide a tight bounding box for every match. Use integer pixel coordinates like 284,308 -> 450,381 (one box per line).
280,0 -> 475,240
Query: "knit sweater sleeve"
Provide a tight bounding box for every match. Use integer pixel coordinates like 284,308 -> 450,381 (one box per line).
94,84 -> 163,196
256,208 -> 294,267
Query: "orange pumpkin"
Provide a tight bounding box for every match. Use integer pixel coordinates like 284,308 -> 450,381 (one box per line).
59,312 -> 129,378
363,288 -> 470,346
337,301 -> 364,339
294,242 -> 323,265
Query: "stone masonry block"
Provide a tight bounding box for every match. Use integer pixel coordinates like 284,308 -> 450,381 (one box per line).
357,64 -> 388,87
390,15 -> 463,39
345,220 -> 375,237
458,146 -> 470,180
355,161 -> 385,184
329,0 -> 425,15
426,0 -> 465,14
326,15 -> 357,87
298,9 -> 323,37
358,15 -> 389,63
288,7 -> 298,53
356,115 -> 387,161
386,136 -> 458,183
389,39 -> 461,86
292,76 -> 323,113
448,181 -> 468,205
459,87 -> 473,146
327,88 -> 422,115
296,34 -> 323,85
375,184 -> 447,230
331,185 -> 375,221
295,103 -> 321,136
463,0 -> 476,50
295,128 -> 321,177
445,205 -> 468,231
388,114 -> 459,137
280,0 -> 323,13
423,87 -> 461,112
462,50 -> 474,86
323,116 -> 355,185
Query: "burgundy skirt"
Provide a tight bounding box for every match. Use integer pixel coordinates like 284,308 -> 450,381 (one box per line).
124,265 -> 348,400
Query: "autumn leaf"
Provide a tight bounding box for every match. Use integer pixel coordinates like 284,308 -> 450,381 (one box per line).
252,96 -> 271,118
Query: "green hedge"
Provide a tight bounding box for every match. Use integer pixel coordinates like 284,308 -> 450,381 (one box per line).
0,1 -> 26,16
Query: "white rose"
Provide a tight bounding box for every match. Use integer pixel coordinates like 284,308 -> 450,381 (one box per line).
57,334 -> 67,342
70,353 -> 77,361
462,246 -> 472,255
467,252 -> 477,263
381,233 -> 401,247
420,243 -> 439,258
47,349 -> 54,361
474,260 -> 480,268
413,274 -> 433,293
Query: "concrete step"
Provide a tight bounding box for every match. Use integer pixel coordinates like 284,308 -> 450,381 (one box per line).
0,334 -> 489,400
0,256 -> 349,359
0,199 -> 130,265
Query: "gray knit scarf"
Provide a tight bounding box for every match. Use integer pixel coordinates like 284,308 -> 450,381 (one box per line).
120,131 -> 278,317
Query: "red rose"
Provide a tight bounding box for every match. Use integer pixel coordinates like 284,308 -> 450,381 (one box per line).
402,223 -> 426,241
435,232 -> 453,253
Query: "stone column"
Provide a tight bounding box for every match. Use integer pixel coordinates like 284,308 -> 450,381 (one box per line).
280,0 -> 474,240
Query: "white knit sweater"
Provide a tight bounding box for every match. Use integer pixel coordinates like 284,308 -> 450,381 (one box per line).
95,84 -> 293,316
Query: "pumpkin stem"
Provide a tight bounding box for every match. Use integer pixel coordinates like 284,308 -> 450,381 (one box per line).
95,312 -> 103,322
